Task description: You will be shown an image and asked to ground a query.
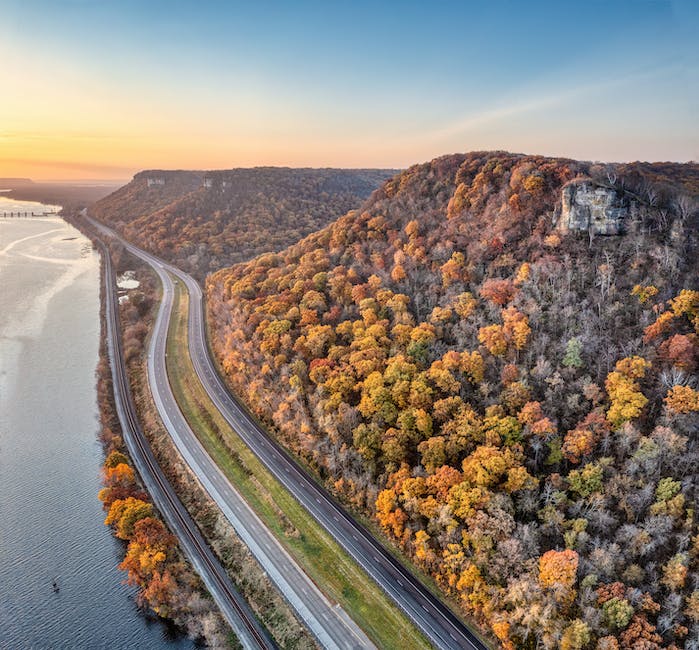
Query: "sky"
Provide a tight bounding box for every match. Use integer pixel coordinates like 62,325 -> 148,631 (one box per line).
1,0 -> 697,180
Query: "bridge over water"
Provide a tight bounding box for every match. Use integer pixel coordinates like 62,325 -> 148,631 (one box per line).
1,210 -> 59,218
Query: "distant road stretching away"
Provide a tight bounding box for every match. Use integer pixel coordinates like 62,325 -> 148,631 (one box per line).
89,215 -> 489,650
90,217 -> 374,650
98,237 -> 275,650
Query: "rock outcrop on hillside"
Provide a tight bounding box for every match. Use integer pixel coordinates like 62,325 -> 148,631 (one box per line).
558,179 -> 634,235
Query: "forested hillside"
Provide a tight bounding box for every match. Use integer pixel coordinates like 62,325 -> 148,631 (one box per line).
92,167 -> 396,279
207,152 -> 699,648
91,170 -> 204,225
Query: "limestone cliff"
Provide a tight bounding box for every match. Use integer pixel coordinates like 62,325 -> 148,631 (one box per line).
558,179 -> 631,235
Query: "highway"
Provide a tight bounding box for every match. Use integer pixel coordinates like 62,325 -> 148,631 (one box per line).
90,218 -> 374,650
98,238 -> 275,650
89,215 -> 488,650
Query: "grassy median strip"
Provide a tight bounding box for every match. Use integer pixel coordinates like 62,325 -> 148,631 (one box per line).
165,277 -> 431,650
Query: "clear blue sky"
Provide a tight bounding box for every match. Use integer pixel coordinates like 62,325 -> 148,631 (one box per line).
1,0 -> 697,178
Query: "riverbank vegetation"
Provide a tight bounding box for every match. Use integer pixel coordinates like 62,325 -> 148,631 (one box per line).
91,236 -> 232,647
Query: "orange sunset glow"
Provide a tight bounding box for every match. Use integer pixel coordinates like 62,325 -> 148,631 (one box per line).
2,2 -> 696,180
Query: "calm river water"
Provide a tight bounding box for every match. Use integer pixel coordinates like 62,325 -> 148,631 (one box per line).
0,204 -> 193,649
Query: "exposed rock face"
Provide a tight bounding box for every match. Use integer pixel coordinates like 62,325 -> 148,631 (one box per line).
558,179 -> 630,235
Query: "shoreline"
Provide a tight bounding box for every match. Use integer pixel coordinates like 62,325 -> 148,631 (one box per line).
67,211 -> 230,647
0,215 -> 191,649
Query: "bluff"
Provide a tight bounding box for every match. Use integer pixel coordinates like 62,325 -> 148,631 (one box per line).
91,167 -> 397,278
207,152 -> 699,648
91,170 -> 204,226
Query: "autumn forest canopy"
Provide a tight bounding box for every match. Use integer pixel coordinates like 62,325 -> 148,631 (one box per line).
96,152 -> 699,649
205,153 -> 699,649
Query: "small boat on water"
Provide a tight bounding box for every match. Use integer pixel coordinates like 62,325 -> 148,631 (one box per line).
52,578 -> 59,593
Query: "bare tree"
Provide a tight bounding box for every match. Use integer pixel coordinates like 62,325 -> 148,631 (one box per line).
674,194 -> 697,222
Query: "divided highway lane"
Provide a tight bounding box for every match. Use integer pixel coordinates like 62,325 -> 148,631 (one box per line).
98,239 -> 274,650
90,218 -> 374,650
96,222 -> 488,650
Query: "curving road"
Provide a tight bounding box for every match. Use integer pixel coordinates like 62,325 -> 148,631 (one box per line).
90,215 -> 489,650
98,238 -> 275,650
90,217 -> 374,650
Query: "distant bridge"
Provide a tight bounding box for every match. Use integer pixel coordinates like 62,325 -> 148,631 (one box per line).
1,210 -> 59,218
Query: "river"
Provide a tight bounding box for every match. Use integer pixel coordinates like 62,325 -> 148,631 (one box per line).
0,202 -> 193,649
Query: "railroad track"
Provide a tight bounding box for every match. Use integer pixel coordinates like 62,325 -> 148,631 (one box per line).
98,237 -> 276,650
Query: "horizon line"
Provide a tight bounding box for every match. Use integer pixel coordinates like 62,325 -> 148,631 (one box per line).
7,151 -> 698,184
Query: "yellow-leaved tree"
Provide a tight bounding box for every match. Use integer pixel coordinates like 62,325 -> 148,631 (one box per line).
605,356 -> 651,428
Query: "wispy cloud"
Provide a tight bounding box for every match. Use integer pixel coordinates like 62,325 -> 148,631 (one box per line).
426,64 -> 684,142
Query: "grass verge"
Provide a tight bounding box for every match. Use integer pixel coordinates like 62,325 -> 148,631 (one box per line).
166,277 -> 432,650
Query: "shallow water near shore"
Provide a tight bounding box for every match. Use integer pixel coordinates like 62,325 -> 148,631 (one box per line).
0,211 -> 193,649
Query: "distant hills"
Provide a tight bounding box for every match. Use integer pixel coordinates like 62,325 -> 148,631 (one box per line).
0,177 -> 34,187
91,167 -> 398,279
206,151 -> 699,648
2,178 -> 121,210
